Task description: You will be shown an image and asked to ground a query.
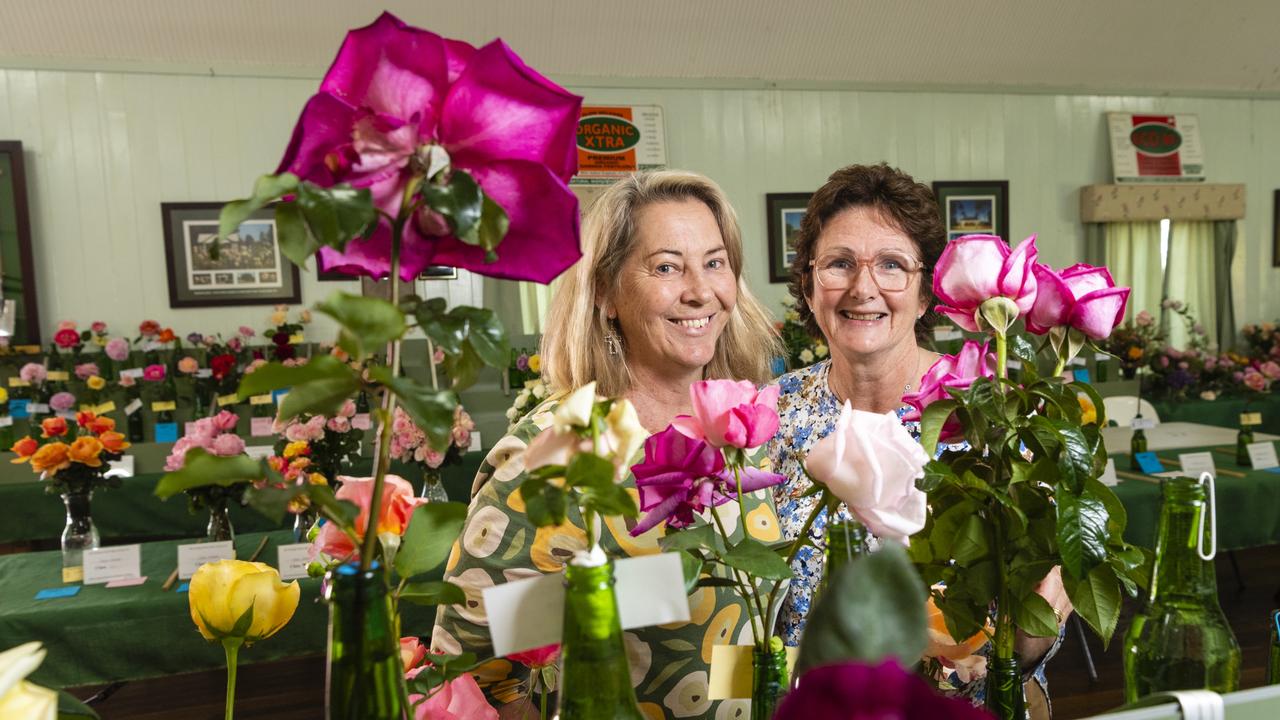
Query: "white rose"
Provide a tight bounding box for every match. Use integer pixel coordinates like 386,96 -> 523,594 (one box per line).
600,398 -> 646,469
799,349 -> 815,364
0,642 -> 57,720
815,343 -> 829,358
532,381 -> 548,400
553,382 -> 596,432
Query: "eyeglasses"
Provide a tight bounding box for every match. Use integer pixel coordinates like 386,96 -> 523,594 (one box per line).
809,252 -> 923,292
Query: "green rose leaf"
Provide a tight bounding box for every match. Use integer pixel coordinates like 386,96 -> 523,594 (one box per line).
421,170 -> 483,243
658,523 -> 724,554
154,449 -> 266,500
520,477 -> 568,527
582,481 -> 639,519
238,355 -> 356,397
406,651 -> 480,699
317,292 -> 407,361
1056,483 -> 1110,578
399,580 -> 466,607
1064,563 -> 1123,647
294,182 -> 377,252
1014,590 -> 1060,638
566,452 -> 615,490
678,551 -> 703,595
57,689 -> 102,719
720,538 -> 793,580
919,399 -> 959,454
952,514 -> 991,566
796,543 -> 927,673
450,305 -> 510,369
274,201 -> 322,269
395,502 -> 469,579
476,194 -> 511,258
415,299 -> 467,356
220,172 -> 299,240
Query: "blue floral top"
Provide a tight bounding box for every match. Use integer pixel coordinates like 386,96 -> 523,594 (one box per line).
765,360 -> 1061,708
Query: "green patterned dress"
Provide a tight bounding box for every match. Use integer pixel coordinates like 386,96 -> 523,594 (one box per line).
430,397 -> 783,719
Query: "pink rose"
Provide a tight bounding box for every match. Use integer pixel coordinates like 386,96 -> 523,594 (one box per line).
508,643 -> 560,669
57,320 -> 76,331
1136,310 -> 1154,327
244,359 -> 266,375
933,235 -> 1038,333
74,362 -> 100,380
409,673 -> 497,720
118,374 -> 136,388
177,356 -> 200,374
1244,370 -> 1267,392
902,340 -> 996,443
105,338 -> 130,362
671,379 -> 781,450
1025,263 -> 1130,340
19,363 -> 46,384
50,392 -> 77,412
311,474 -> 426,561
1260,361 -> 1280,380
90,321 -> 107,334
400,637 -> 428,672
164,437 -> 199,471
212,410 -> 240,433
238,326 -> 255,337
523,427 -> 590,471
210,433 -> 246,456
804,402 -> 930,543
226,337 -> 243,352
327,416 -> 351,433
143,364 -> 166,382
339,399 -> 357,418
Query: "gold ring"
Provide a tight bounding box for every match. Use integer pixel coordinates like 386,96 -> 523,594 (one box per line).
1053,607 -> 1064,625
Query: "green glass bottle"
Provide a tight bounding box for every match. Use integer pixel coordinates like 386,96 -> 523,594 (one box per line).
126,397 -> 145,443
558,559 -> 643,720
985,656 -> 1026,720
1122,477 -> 1241,701
751,638 -> 788,720
820,517 -> 867,597
1268,609 -> 1280,685
1130,419 -> 1148,472
1236,423 -> 1254,467
0,404 -> 13,452
325,563 -> 405,719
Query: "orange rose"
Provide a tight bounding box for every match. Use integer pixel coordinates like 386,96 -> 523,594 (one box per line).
10,436 -> 38,462
924,591 -> 992,683
76,411 -> 97,428
30,442 -> 72,474
88,416 -> 116,434
40,417 -> 68,438
158,328 -> 176,343
98,431 -> 130,454
68,436 -> 105,467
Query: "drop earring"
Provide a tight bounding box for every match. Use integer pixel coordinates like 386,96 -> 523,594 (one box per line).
604,319 -> 622,356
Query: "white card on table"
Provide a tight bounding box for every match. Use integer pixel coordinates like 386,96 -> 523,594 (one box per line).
83,544 -> 142,584
105,455 -> 135,478
1178,451 -> 1216,478
124,398 -> 143,416
1131,417 -> 1155,430
1099,458 -> 1119,486
250,417 -> 274,437
352,413 -> 372,431
244,444 -> 274,460
484,552 -> 692,657
468,432 -> 482,453
0,416 -> 12,427
1247,441 -> 1279,470
195,368 -> 212,378
119,368 -> 144,379
1059,370 -> 1075,383
277,543 -> 313,580
1070,357 -> 1087,366
1095,352 -> 1111,361
27,402 -> 49,414
177,540 -> 234,579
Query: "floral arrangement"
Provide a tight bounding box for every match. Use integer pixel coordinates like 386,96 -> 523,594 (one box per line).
164,410 -> 249,512
506,376 -> 548,431
9,411 -> 129,495
390,405 -> 474,486
260,441 -> 329,517
1241,320 -> 1280,360
272,399 -> 364,481
263,305 -> 311,361
777,298 -> 828,369
1101,309 -> 1162,376
508,347 -> 542,391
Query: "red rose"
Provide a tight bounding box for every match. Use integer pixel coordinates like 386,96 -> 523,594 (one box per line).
138,320 -> 161,337
54,328 -> 80,349
210,354 -> 237,380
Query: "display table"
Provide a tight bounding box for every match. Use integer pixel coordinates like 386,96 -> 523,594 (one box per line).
1108,444 -> 1280,550
0,445 -> 484,544
1149,394 -> 1280,434
1099,421 -> 1278,454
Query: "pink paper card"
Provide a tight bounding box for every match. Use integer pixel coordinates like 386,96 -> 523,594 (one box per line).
105,576 -> 148,588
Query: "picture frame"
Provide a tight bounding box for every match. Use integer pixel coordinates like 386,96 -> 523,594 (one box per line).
0,141 -> 41,344
766,193 -> 812,284
318,265 -> 459,281
931,180 -> 1010,243
161,202 -> 301,308
1273,190 -> 1280,268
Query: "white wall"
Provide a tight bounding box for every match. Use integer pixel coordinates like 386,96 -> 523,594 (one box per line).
2,67 -> 1278,342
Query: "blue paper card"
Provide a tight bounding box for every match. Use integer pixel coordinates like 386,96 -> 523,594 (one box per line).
176,582 -> 190,593
1135,451 -> 1164,474
1074,368 -> 1092,384
154,422 -> 179,443
1265,467 -> 1280,474
36,586 -> 81,600
272,388 -> 291,405
8,399 -> 28,419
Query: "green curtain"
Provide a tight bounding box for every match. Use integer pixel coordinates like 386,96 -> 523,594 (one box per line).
1103,221 -> 1164,323
1165,221 -> 1219,349
483,277 -> 559,336
1212,221 -> 1238,351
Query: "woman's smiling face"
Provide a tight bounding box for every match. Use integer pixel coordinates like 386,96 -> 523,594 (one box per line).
607,199 -> 737,379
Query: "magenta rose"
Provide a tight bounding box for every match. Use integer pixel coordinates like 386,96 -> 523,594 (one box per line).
53,327 -> 80,349
1025,262 -> 1130,339
143,364 -> 167,382
775,660 -> 992,720
671,379 -> 781,450
902,340 -> 996,444
90,321 -> 107,334
277,12 -> 583,283
933,234 -> 1038,333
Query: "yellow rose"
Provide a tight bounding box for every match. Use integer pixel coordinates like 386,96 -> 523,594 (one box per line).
0,387 -> 8,404
29,443 -> 71,474
527,353 -> 541,373
87,375 -> 106,391
0,642 -> 57,719
189,559 -> 300,644
282,441 -> 309,459
68,436 -> 105,467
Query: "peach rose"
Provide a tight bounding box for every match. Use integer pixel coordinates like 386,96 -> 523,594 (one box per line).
98,431 -> 130,454
924,590 -> 992,683
30,443 -> 72,474
40,417 -> 69,439
311,475 -> 426,561
68,436 -> 105,467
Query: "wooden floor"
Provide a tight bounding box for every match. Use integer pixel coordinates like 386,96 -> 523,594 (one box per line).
71,546 -> 1280,719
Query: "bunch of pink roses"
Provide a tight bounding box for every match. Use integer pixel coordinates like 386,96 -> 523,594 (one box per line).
389,405 -> 474,470
164,411 -> 246,471
271,399 -> 364,481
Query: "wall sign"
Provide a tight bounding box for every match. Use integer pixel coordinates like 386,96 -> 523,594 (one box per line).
572,105 -> 666,185
1107,113 -> 1205,183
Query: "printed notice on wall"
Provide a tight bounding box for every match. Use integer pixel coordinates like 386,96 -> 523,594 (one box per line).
572,106 -> 666,185
1108,113 -> 1204,183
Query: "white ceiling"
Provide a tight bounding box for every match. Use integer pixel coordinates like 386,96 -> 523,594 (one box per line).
0,0 -> 1278,96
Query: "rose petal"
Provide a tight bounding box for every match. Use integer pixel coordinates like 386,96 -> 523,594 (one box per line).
275,92 -> 359,180
1071,286 -> 1130,340
1025,263 -> 1073,334
933,305 -> 981,333
933,235 -> 1007,308
997,235 -> 1039,313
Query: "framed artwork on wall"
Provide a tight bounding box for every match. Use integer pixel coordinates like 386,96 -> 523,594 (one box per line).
0,141 -> 41,345
161,202 -> 302,308
932,180 -> 1010,243
766,192 -> 812,284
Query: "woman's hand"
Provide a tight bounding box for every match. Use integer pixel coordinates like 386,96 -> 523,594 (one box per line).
1014,566 -> 1073,668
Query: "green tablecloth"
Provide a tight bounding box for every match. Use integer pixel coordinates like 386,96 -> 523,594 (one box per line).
0,446 -> 484,544
0,531 -> 443,688
1149,394 -> 1280,435
1109,445 -> 1280,550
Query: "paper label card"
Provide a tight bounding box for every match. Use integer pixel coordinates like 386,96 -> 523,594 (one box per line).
14,345 -> 40,354
250,417 -> 274,437
195,369 -> 213,378
8,399 -> 27,419
105,576 -> 148,588
1240,412 -> 1263,426
119,368 -> 144,379
1095,352 -> 1111,361
288,333 -> 305,344
46,371 -> 70,381
1099,458 -> 1119,486
83,544 -> 142,584
95,401 -> 116,414
37,586 -> 81,599
277,543 -> 313,580
105,456 -> 135,479
484,552 -> 692,657
1247,441 -> 1279,470
249,394 -> 273,405
1131,418 -> 1156,430
272,389 -> 289,405
1073,368 -> 1092,384
352,413 -> 372,431
124,398 -> 143,416
56,410 -> 77,420
178,541 -> 234,579
468,432 -> 482,453
1135,452 -> 1164,474
27,402 -> 49,414
1178,451 -> 1216,479
709,645 -> 800,699
1059,370 -> 1075,383
933,327 -> 962,341
7,377 -> 29,387
152,400 -> 176,412
0,416 -> 12,428
154,422 -> 179,443
244,444 -> 274,459
217,394 -> 239,407
61,566 -> 83,583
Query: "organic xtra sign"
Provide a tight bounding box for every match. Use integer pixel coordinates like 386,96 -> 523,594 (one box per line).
573,105 -> 667,183
1107,113 -> 1204,183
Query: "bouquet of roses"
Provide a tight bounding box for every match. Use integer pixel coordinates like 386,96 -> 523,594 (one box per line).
264,305 -> 312,361
1100,309 -> 1162,376
390,404 -> 474,496
164,410 -> 250,513
273,399 -> 364,482
10,411 -> 130,495
1241,321 -> 1280,361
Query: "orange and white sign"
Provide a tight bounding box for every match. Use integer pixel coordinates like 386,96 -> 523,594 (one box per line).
1108,113 -> 1205,183
573,105 -> 666,185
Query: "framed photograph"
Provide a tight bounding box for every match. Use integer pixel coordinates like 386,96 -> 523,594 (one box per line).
161,202 -> 301,308
1274,190 -> 1280,268
766,193 -> 812,284
0,141 -> 41,344
932,180 -> 1010,243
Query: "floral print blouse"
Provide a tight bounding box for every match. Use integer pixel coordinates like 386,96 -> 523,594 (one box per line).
431,397 -> 784,719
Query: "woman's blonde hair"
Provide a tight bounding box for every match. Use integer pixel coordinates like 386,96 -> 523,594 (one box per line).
541,170 -> 780,397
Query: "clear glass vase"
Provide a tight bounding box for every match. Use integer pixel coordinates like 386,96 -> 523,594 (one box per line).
61,487 -> 100,579
559,559 -> 644,720
751,644 -> 788,720
206,498 -> 235,542
420,467 -> 449,503
293,508 -> 318,542
324,563 -> 405,719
